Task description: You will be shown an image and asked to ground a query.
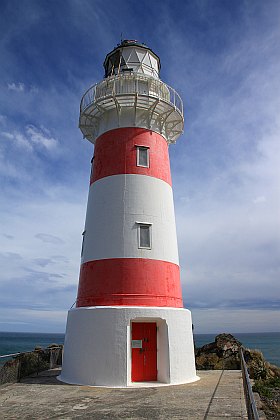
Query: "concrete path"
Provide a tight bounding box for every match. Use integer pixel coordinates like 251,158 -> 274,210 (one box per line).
0,369 -> 247,419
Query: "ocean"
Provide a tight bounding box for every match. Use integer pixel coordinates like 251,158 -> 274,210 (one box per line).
0,332 -> 65,366
0,331 -> 279,367
194,332 -> 280,367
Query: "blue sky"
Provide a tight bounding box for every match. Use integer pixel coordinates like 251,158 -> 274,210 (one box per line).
0,0 -> 279,333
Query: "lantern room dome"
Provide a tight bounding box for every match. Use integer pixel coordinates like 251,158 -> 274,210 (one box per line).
103,40 -> 160,79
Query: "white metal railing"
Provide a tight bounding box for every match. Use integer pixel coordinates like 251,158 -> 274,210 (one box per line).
80,74 -> 183,116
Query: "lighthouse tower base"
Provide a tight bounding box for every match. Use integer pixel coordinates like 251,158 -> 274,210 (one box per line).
59,307 -> 199,387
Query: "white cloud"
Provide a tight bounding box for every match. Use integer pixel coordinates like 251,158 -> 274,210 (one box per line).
176,126 -> 280,311
0,115 -> 7,125
253,196 -> 266,204
35,233 -> 64,244
1,124 -> 58,153
26,124 -> 58,150
169,17 -> 280,321
0,308 -> 67,333
192,309 -> 280,334
30,86 -> 39,94
2,130 -> 33,151
0,188 -> 85,332
1,131 -> 14,140
7,82 -> 25,92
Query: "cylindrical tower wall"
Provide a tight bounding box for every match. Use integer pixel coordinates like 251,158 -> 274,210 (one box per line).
90,128 -> 172,185
77,127 -> 183,308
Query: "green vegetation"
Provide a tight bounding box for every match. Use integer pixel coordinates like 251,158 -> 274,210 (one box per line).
18,351 -> 49,379
253,376 -> 280,398
253,376 -> 280,419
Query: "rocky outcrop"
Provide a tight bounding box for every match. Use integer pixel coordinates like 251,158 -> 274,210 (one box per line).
0,344 -> 63,385
195,333 -> 242,370
195,333 -> 280,379
243,348 -> 280,381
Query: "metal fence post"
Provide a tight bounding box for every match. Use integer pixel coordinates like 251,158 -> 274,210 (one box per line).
17,355 -> 22,383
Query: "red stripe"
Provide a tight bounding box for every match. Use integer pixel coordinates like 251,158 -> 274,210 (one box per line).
76,258 -> 183,308
91,128 -> 172,186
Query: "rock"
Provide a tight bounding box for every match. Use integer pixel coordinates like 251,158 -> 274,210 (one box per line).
195,333 -> 280,378
0,344 -> 64,386
244,349 -> 280,381
195,333 -> 242,370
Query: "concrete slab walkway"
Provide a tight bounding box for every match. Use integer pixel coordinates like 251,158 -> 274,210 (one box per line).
0,368 -> 248,419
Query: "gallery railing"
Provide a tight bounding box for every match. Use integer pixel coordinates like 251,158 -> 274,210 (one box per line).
80,73 -> 183,116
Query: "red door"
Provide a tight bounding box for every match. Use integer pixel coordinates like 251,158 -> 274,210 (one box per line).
131,322 -> 157,382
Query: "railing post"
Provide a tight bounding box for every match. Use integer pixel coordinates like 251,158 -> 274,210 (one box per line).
17,354 -> 22,383
37,351 -> 40,376
49,348 -> 53,369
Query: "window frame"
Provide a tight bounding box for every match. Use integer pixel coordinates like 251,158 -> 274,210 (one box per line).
136,222 -> 152,249
81,230 -> 86,257
136,145 -> 150,168
90,155 -> 95,179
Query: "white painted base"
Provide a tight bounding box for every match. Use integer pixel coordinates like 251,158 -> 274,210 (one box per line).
59,306 -> 199,387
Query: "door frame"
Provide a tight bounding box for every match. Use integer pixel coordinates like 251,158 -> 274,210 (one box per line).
131,321 -> 157,382
127,317 -> 169,385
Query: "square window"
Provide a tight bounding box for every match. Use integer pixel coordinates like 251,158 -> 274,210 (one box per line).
90,156 -> 95,178
81,231 -> 86,256
137,146 -> 149,168
138,223 -> 152,249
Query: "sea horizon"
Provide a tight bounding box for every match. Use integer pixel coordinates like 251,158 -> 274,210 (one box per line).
1,331 -> 279,367
1,330 -> 279,335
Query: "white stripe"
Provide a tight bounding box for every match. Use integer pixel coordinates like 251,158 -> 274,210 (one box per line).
82,174 -> 179,264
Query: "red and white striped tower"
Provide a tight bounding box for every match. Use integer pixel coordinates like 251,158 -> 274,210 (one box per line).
60,40 -> 198,387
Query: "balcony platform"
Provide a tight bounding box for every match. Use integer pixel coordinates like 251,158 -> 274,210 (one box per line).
79,74 -> 184,144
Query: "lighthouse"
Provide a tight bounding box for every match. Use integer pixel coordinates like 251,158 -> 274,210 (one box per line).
60,40 -> 198,387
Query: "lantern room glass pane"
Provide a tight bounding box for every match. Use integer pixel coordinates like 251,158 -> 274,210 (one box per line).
139,224 -> 151,248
